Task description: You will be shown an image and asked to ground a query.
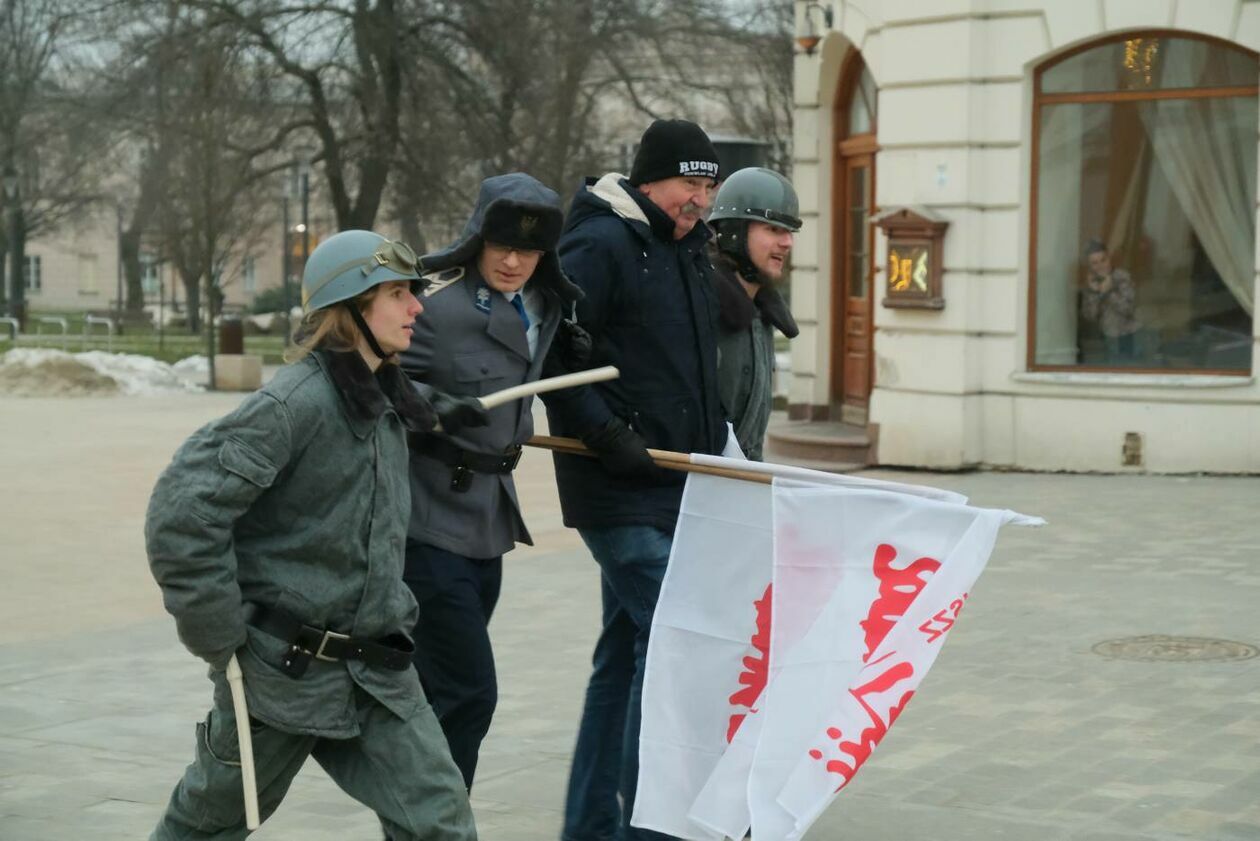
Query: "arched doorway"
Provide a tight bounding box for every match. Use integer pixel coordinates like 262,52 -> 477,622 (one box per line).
830,52 -> 878,423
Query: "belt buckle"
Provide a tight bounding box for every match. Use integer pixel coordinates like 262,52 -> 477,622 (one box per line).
314,629 -> 350,662
450,465 -> 473,493
503,447 -> 522,471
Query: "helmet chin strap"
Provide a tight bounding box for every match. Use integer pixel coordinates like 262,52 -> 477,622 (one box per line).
345,302 -> 391,360
715,222 -> 765,286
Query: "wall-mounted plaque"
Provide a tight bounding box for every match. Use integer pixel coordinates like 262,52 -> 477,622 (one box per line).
874,206 -> 948,309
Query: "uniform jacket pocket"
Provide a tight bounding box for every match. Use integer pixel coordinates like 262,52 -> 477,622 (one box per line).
210,439 -> 279,509
452,351 -> 512,396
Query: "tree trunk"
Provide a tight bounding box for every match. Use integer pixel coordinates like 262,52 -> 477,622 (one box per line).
11,211 -> 27,330
204,274 -> 216,391
122,227 -> 145,315
183,271 -> 201,334
397,204 -> 426,254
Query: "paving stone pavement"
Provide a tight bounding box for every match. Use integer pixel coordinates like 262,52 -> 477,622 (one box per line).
2,393 -> 1259,840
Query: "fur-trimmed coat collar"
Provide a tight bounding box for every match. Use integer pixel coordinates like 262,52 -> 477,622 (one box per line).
711,253 -> 799,339
320,350 -> 436,432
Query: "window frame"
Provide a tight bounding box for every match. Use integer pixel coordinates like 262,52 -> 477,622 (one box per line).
23,254 -> 41,293
1026,29 -> 1260,375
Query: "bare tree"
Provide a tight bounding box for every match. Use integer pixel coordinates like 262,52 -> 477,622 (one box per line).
108,2 -> 283,389
178,0 -> 411,233
707,1 -> 793,171
390,0 -> 772,247
0,0 -> 107,328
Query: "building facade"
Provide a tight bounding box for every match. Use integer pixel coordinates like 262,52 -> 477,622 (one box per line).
791,0 -> 1260,472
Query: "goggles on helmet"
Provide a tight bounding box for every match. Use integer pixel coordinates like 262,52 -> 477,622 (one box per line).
364,240 -> 419,276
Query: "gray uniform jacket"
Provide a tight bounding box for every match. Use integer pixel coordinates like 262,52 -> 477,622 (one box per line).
400,265 -> 561,559
145,351 -> 433,739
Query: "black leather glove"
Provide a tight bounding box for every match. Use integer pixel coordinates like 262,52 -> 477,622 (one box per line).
581,417 -> 658,479
431,391 -> 489,435
555,319 -> 594,370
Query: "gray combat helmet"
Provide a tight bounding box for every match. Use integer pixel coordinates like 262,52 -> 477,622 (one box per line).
301,230 -> 423,313
709,167 -> 802,232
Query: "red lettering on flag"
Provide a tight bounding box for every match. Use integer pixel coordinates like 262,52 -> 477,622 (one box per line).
808,656 -> 916,790
860,543 -> 939,660
808,541 -> 937,790
726,583 -> 773,743
918,594 -> 968,643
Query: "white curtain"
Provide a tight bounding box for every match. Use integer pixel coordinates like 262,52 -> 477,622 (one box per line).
1105,140 -> 1150,257
1034,103 -> 1085,364
1138,96 -> 1257,316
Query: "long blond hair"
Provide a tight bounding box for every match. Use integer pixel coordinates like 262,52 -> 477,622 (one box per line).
284,285 -> 382,363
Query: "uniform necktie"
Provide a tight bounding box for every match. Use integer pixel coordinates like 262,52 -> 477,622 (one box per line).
509,293 -> 530,330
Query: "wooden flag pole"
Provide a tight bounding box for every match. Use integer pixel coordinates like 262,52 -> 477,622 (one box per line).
527,435 -> 772,485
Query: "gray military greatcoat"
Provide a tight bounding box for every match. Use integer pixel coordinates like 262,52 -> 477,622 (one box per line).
400,265 -> 562,559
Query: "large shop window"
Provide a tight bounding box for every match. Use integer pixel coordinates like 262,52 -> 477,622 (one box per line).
1031,34 -> 1257,373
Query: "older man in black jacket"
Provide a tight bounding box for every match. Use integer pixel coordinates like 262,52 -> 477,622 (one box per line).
542,119 -> 727,841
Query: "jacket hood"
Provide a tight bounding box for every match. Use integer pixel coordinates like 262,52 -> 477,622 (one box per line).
565,172 -> 712,247
421,172 -> 581,303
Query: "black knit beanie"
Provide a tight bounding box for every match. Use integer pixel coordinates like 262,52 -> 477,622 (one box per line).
629,119 -> 720,186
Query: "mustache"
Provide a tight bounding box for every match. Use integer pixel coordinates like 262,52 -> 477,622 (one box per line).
681,201 -> 705,216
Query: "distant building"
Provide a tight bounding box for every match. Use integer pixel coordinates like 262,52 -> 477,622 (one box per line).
17,194 -> 332,324
789,0 -> 1259,473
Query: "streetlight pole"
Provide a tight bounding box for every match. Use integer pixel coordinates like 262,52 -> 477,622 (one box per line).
280,173 -> 292,346
3,165 -> 24,332
300,159 -> 310,290
115,201 -> 124,330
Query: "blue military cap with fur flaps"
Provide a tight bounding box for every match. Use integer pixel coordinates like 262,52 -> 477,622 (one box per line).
419,172 -> 581,304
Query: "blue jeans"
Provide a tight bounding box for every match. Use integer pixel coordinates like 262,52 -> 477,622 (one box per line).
562,525 -> 679,841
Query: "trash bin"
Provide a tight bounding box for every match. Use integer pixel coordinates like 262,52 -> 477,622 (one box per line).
218,317 -> 245,355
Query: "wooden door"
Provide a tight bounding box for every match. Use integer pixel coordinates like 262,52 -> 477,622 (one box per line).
831,147 -> 875,423
830,51 -> 878,425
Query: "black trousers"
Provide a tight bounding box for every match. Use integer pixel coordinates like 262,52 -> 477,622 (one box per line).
403,540 -> 503,790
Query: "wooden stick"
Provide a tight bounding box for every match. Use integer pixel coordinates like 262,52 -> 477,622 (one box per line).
479,366 -> 620,410
225,654 -> 261,830
527,435 -> 772,485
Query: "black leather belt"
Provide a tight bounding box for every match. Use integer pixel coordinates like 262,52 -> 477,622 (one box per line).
408,432 -> 522,474
247,604 -> 413,678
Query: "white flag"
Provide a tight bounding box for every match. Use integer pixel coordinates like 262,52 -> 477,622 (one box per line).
632,472 -> 772,840
753,485 -> 1030,840
632,458 -> 1041,840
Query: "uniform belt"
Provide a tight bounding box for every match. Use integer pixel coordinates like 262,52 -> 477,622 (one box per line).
408,433 -> 522,474
247,604 -> 412,677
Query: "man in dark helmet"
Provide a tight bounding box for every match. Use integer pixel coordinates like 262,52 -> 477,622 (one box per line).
708,166 -> 801,460
398,172 -> 582,792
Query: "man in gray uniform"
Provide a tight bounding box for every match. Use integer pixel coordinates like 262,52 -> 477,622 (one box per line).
399,172 -> 581,790
708,167 -> 801,460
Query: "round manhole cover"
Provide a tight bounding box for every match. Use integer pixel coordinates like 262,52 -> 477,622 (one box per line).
1093,635 -> 1258,663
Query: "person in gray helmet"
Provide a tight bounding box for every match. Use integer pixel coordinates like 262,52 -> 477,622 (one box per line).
708,166 -> 801,460
144,229 -> 477,841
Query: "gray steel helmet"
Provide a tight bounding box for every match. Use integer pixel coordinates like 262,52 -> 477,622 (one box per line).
301,229 -> 423,313
709,167 -> 802,232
